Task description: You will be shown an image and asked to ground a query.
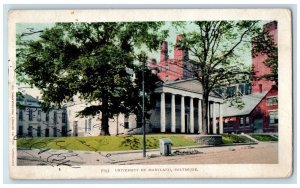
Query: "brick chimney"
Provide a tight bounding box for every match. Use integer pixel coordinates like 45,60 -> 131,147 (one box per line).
160,41 -> 168,62
174,35 -> 184,61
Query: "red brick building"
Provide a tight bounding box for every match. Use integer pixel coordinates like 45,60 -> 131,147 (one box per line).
148,35 -> 193,82
252,21 -> 278,93
218,21 -> 278,133
218,85 -> 278,133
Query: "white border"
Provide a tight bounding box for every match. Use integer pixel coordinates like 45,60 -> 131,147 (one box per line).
8,9 -> 292,179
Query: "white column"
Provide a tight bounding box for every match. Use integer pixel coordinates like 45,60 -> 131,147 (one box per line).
219,103 -> 224,134
207,102 -> 210,134
198,99 -> 202,134
181,95 -> 185,133
213,102 -> 217,134
190,97 -> 194,133
160,92 -> 166,132
171,94 -> 176,133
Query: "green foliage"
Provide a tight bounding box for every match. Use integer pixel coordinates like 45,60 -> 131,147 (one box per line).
225,93 -> 245,110
173,21 -> 264,134
120,136 -> 141,150
175,21 -> 261,93
222,134 -> 254,144
16,22 -> 167,135
249,134 -> 278,142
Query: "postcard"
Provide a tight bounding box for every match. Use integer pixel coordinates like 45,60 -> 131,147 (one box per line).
8,9 -> 292,179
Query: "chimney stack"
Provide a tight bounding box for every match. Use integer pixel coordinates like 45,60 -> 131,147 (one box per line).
174,35 -> 185,61
160,41 -> 168,62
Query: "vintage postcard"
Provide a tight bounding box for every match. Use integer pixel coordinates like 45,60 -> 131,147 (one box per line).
8,9 -> 292,179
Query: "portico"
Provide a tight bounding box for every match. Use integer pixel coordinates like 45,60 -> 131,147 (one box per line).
152,79 -> 224,134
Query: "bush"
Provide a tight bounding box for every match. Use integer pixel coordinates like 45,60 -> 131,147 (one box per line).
222,134 -> 253,144
249,134 -> 278,142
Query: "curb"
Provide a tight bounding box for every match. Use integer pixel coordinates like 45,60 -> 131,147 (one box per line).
243,134 -> 260,143
107,142 -> 259,155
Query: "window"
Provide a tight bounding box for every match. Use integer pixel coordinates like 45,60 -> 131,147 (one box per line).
45,128 -> 49,137
46,112 -> 49,122
269,111 -> 278,124
62,112 -> 66,123
124,115 -> 129,129
85,119 -> 88,133
246,117 -> 250,126
62,126 -> 67,137
88,118 -> 92,131
124,122 -> 129,129
259,84 -> 263,93
37,127 -> 41,137
226,86 -> 235,98
73,121 -> 78,136
240,117 -> 244,127
53,127 -> 57,137
19,110 -> 23,121
28,126 -> 33,137
267,96 -> 278,106
53,111 -> 57,125
239,84 -> 245,95
37,110 -> 41,121
224,119 -> 228,128
28,109 -> 33,121
18,126 -> 23,136
245,83 -> 252,95
227,120 -> 234,128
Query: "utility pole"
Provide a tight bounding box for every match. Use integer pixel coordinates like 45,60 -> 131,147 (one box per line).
138,52 -> 147,158
142,55 -> 146,158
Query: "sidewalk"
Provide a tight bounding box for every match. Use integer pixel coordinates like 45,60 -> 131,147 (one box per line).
17,142 -> 277,166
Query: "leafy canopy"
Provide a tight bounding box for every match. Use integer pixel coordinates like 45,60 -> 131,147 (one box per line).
16,22 -> 168,120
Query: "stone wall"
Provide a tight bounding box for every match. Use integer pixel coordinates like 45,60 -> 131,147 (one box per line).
191,135 -> 222,146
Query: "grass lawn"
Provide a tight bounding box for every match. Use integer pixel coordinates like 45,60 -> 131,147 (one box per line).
249,134 -> 278,142
17,134 -> 199,152
221,134 -> 254,144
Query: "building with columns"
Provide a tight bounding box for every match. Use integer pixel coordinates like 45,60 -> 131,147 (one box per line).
149,79 -> 224,134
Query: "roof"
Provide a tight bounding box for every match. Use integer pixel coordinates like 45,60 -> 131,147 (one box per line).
159,79 -> 221,98
17,93 -> 41,108
217,92 -> 268,117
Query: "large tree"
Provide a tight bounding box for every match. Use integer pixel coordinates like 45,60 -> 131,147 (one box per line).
16,22 -> 167,135
174,21 -> 264,135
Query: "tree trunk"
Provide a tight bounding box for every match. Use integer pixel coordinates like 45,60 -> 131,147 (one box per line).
201,94 -> 210,135
100,97 -> 110,136
100,113 -> 110,135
